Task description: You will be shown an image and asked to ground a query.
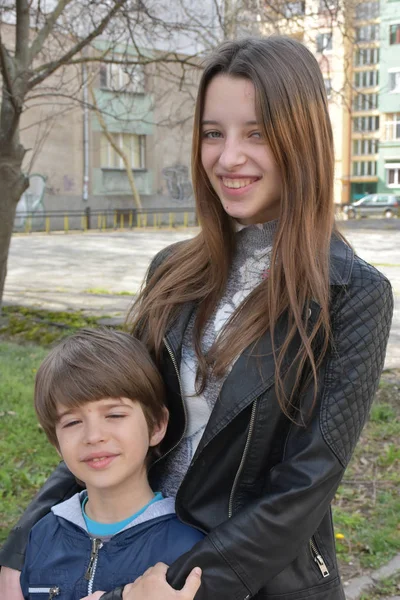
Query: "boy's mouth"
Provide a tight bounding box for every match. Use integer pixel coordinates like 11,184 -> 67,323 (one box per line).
82,452 -> 119,469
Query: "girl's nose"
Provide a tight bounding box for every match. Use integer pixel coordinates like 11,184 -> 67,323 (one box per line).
218,138 -> 246,170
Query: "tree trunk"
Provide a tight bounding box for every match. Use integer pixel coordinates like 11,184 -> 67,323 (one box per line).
0,144 -> 28,308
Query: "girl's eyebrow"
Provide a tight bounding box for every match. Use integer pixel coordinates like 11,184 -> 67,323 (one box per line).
201,120 -> 259,126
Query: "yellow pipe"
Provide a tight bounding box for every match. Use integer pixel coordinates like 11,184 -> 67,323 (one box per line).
113,212 -> 117,229
138,214 -> 142,228
45,217 -> 50,234
143,213 -> 147,227
169,213 -> 174,228
103,215 -> 107,230
120,213 -> 124,229
183,212 -> 188,227
64,215 -> 69,233
129,211 -> 133,228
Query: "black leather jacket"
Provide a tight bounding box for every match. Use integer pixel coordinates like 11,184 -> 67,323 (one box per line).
0,237 -> 393,600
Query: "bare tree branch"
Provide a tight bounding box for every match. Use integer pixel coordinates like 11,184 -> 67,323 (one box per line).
31,51 -> 202,74
89,81 -> 142,209
16,0 -> 30,66
27,0 -> 129,91
29,0 -> 74,62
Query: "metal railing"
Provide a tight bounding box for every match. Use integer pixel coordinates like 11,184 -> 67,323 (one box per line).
13,207 -> 198,234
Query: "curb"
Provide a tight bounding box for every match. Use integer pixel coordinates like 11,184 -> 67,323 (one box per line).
345,554 -> 400,599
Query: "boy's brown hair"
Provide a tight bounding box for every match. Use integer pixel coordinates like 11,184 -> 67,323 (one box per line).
34,328 -> 167,454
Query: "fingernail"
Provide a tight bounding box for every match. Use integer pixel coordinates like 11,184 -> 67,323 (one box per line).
194,567 -> 202,576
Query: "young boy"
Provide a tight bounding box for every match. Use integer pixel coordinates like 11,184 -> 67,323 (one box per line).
20,328 -> 203,600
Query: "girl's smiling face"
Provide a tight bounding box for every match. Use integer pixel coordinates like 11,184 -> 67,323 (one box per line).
201,74 -> 282,225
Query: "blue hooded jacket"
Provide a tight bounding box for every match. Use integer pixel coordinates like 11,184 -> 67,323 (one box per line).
20,492 -> 204,600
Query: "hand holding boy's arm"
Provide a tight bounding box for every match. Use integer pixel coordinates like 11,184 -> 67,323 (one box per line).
0,566 -> 24,600
123,563 -> 201,600
97,563 -> 201,600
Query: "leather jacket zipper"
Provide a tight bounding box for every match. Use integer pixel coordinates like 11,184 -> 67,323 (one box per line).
229,400 -> 258,518
150,337 -> 188,469
310,537 -> 330,578
85,538 -> 103,595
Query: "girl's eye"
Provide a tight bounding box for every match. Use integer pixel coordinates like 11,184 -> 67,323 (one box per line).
250,131 -> 262,139
203,130 -> 222,139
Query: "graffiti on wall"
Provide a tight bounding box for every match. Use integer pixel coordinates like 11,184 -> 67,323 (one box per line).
15,174 -> 46,230
162,165 -> 193,204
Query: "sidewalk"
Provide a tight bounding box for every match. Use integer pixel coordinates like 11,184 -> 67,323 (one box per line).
345,554 -> 400,600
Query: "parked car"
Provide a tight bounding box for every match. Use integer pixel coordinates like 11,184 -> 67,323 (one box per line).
344,194 -> 400,219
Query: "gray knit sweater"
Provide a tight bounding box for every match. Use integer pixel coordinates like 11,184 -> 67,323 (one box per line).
159,220 -> 278,498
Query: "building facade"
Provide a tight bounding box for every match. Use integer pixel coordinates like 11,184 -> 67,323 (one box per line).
377,1 -> 400,195
18,38 -> 197,214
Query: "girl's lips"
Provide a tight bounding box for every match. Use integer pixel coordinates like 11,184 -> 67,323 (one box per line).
84,455 -> 118,469
219,176 -> 260,196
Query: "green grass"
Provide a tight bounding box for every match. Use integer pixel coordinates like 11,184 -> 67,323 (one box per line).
332,375 -> 400,573
0,342 -> 59,541
83,288 -> 135,296
0,305 -> 110,346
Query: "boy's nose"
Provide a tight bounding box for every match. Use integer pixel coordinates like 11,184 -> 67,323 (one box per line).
83,421 -> 107,444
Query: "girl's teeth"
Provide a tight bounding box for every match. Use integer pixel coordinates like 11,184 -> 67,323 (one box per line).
222,178 -> 254,188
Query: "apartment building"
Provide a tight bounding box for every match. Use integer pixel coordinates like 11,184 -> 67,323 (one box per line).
16,35 -> 196,212
377,1 -> 400,194
262,0 -> 400,205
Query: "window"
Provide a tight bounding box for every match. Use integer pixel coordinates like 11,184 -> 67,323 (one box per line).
352,161 -> 377,176
389,69 -> 400,93
353,92 -> 378,110
99,61 -> 145,93
355,47 -> 379,66
384,114 -> 400,140
316,32 -> 333,52
355,2 -> 379,21
353,139 -> 378,155
100,133 -> 146,169
385,165 -> 400,187
390,24 -> 400,45
284,1 -> 305,16
355,24 -> 380,41
354,70 -> 379,87
352,116 -> 380,132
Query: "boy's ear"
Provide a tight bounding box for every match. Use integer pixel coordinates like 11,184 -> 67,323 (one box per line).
149,407 -> 169,447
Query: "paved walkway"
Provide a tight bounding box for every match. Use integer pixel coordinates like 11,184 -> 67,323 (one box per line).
4,225 -> 400,369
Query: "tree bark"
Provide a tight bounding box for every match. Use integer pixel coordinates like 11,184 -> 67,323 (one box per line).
0,145 -> 28,309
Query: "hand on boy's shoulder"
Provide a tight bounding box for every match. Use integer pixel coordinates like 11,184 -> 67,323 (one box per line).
122,563 -> 202,600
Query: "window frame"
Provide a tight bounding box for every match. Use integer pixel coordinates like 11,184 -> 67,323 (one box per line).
100,133 -> 146,170
389,24 -> 400,45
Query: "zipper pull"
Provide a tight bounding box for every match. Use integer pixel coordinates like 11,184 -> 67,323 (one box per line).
314,553 -> 330,578
48,587 -> 60,599
85,538 -> 103,580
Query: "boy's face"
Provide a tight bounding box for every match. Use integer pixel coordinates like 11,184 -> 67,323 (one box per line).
55,397 -> 166,494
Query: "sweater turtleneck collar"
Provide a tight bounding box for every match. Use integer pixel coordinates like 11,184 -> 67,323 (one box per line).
234,219 -> 278,257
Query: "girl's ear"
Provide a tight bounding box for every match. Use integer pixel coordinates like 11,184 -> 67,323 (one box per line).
149,407 -> 169,447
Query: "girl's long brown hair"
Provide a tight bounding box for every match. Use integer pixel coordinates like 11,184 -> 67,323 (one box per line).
128,36 -> 339,420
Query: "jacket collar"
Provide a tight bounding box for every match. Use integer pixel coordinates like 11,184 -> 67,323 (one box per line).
329,234 -> 354,285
